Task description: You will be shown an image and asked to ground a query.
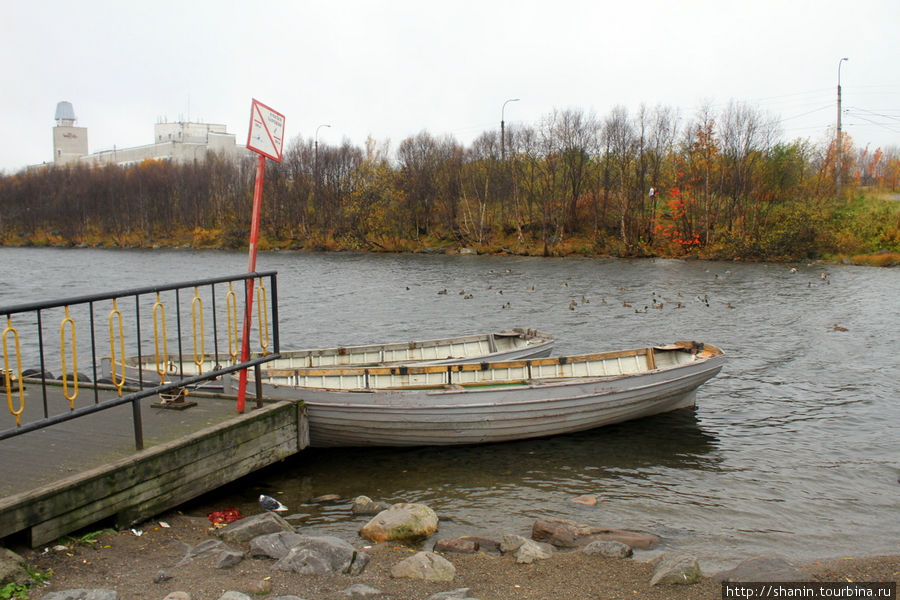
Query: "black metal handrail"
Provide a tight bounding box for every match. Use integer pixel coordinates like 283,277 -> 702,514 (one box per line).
1,272 -> 280,449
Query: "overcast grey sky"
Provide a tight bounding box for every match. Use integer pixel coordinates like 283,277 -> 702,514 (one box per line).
3,0 -> 898,173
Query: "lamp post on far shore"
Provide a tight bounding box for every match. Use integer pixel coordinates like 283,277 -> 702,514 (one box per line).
836,57 -> 848,199
501,98 -> 519,161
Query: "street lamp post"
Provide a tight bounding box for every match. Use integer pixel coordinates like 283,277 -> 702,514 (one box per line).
314,123 -> 331,205
501,98 -> 519,161
836,57 -> 848,199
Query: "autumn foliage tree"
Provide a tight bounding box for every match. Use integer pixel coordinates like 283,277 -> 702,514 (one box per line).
1,101 -> 897,260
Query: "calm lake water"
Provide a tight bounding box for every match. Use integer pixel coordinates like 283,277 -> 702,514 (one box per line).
1,247 -> 897,570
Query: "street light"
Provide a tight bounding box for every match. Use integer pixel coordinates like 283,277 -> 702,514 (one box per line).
315,123 -> 331,175
314,124 -> 331,203
836,57 -> 848,198
501,98 -> 519,160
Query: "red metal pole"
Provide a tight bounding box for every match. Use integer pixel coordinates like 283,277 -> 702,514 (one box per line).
237,153 -> 267,412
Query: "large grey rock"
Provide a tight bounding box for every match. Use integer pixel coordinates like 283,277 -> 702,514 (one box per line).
433,537 -> 479,554
649,553 -> 702,586
0,547 -> 27,585
712,556 -> 810,582
514,539 -> 554,564
176,539 -> 241,568
272,535 -> 370,576
351,495 -> 392,515
40,592 -> 120,600
426,589 -> 480,600
216,550 -> 245,569
249,531 -> 307,559
359,503 -> 439,543
153,570 -> 173,584
499,534 -> 554,564
218,512 -> 294,543
499,534 -> 528,553
457,536 -> 500,553
582,539 -> 633,558
242,580 -> 272,595
342,583 -> 384,597
532,518 -> 660,549
180,539 -> 229,560
275,548 -> 331,576
390,551 -> 456,582
216,593 -> 252,600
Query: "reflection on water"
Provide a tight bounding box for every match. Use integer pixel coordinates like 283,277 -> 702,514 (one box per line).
269,409 -> 718,498
184,409 -> 720,547
2,247 -> 898,569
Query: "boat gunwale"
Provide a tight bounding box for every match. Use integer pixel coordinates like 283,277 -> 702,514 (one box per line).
262,341 -> 722,379
119,327 -> 556,370
277,327 -> 553,356
294,360 -> 725,410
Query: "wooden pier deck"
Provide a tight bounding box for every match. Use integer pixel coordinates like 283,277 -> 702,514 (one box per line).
0,383 -> 307,547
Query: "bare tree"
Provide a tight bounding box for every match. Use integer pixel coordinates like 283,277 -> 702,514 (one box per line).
604,106 -> 636,246
718,100 -> 780,229
645,105 -> 680,241
553,108 -> 598,234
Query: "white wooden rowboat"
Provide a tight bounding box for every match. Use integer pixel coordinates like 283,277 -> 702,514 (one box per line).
105,328 -> 553,385
263,327 -> 554,368
228,341 -> 725,447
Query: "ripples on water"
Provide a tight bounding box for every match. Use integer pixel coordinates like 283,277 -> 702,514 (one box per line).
1,247 -> 897,569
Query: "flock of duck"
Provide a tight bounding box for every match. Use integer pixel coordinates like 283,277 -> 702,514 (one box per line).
431,266 -> 848,331
435,280 -> 729,314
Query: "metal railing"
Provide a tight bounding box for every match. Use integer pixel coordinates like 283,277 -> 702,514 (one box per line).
1,272 -> 280,449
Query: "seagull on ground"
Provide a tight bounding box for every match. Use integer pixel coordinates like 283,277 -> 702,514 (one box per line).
259,494 -> 288,512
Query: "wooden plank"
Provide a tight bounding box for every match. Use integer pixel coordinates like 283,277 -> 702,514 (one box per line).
297,403 -> 309,450
0,392 -> 242,496
28,420 -> 297,543
0,401 -> 303,545
31,433 -> 297,545
646,348 -> 657,371
1,407 -> 294,531
0,402 -> 292,523
113,438 -> 297,527
114,420 -> 298,517
98,421 -> 298,526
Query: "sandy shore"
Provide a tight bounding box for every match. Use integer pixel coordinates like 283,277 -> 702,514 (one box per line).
18,512 -> 899,600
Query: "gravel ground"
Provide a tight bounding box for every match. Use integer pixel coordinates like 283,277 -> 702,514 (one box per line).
19,512 -> 899,600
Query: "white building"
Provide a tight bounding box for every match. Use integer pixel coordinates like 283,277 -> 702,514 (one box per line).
52,101 -> 89,165
48,101 -> 249,168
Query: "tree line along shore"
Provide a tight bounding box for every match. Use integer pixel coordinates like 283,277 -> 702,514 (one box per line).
2,103 -> 898,265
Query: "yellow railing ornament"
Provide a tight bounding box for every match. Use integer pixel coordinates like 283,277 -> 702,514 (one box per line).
191,286 -> 206,380
60,306 -> 78,408
256,280 -> 270,355
226,282 -> 238,365
153,293 -> 168,385
3,316 -> 26,425
108,298 -> 127,396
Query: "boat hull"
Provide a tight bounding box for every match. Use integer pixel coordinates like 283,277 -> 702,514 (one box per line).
249,344 -> 725,447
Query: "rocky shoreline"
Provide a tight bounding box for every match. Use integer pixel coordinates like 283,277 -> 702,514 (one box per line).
3,498 -> 897,600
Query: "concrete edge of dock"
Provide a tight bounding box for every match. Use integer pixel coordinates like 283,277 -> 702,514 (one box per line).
0,400 -> 308,547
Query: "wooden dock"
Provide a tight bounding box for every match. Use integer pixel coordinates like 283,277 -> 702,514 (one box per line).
0,384 -> 307,547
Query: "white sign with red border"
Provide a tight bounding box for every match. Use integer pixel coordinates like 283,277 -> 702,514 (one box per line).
246,99 -> 286,162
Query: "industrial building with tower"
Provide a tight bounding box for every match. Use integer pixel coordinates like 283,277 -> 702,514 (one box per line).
47,101 -> 247,168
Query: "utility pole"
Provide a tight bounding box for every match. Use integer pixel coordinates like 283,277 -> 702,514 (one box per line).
836,57 -> 848,199
501,98 -> 519,161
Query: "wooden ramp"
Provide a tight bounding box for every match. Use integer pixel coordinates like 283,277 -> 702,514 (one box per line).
0,387 -> 308,547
